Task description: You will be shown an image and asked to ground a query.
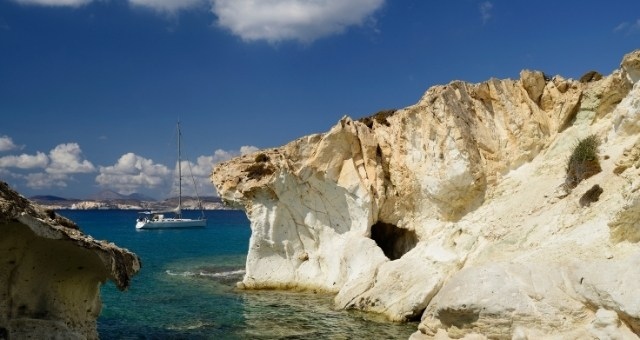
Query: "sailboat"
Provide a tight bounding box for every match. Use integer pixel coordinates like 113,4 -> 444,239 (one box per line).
135,123 -> 207,229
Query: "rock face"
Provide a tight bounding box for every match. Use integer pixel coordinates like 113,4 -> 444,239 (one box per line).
212,50 -> 640,338
0,181 -> 140,339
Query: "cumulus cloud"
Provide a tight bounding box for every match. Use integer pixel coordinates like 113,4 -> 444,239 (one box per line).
0,152 -> 48,169
96,146 -> 260,196
209,145 -> 260,164
129,0 -> 205,13
96,153 -> 172,195
0,143 -> 94,173
46,143 -> 96,174
211,0 -> 385,43
0,135 -> 20,152
479,1 -> 493,24
240,145 -> 260,155
0,143 -> 95,190
10,0 -> 92,6
177,156 -> 216,196
24,172 -> 68,189
177,145 -> 259,196
11,0 -> 387,41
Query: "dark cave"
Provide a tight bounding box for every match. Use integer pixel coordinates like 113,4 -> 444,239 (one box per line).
370,222 -> 419,260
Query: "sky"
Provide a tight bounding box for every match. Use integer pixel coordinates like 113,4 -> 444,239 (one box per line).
0,0 -> 639,200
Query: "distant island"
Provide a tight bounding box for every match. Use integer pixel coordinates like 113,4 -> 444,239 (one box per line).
29,189 -> 234,210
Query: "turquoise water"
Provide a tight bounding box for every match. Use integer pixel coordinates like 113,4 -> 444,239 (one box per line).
59,210 -> 417,339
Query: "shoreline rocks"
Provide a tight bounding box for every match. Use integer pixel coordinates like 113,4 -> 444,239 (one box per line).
0,181 -> 140,339
212,50 -> 640,338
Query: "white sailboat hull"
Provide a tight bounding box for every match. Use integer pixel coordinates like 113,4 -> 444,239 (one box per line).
136,122 -> 207,230
136,217 -> 206,229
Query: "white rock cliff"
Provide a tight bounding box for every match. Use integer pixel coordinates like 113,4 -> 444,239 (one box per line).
0,181 -> 140,339
212,50 -> 640,339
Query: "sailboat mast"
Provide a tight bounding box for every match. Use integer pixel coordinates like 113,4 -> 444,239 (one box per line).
177,122 -> 182,218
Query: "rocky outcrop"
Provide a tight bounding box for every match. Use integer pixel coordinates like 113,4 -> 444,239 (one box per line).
0,181 -> 140,339
212,49 -> 640,338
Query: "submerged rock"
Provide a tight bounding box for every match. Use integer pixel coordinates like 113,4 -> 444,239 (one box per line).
0,181 -> 140,339
212,49 -> 640,338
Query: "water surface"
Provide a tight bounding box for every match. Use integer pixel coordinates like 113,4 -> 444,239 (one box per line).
59,210 -> 417,339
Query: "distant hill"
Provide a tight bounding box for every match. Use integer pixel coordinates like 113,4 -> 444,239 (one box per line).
89,189 -> 156,202
88,189 -> 126,201
30,195 -> 81,207
159,196 -> 223,205
28,190 -> 234,210
30,195 -> 72,202
126,192 -> 156,201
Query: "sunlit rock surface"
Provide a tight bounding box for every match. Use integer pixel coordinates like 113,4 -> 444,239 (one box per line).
212,50 -> 640,338
0,181 -> 140,339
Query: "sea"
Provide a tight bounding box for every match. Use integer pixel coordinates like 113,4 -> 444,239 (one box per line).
58,209 -> 417,339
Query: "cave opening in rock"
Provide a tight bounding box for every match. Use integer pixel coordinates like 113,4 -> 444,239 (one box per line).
370,222 -> 419,260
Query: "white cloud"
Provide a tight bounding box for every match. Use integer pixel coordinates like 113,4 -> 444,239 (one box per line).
24,172 -> 68,189
96,146 -> 260,197
177,155 -> 216,196
0,152 -> 48,169
0,143 -> 94,190
181,156 -> 215,177
208,145 -> 260,164
129,0 -> 204,13
11,0 -> 92,6
96,153 -> 171,194
211,0 -> 385,43
614,19 -> 640,34
240,145 -> 260,155
0,136 -> 19,152
173,145 -> 260,196
614,22 -> 629,32
46,143 -> 96,174
0,143 -> 95,174
12,0 -> 203,13
479,1 -> 493,24
211,149 -> 236,163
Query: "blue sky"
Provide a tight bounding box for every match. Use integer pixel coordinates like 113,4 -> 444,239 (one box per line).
0,0 -> 638,199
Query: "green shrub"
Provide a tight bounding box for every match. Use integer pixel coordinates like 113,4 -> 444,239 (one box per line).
246,153 -> 274,180
245,162 -> 274,180
565,134 -> 601,189
254,153 -> 269,163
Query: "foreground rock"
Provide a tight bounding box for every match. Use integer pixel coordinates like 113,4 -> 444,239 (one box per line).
212,50 -> 640,338
0,181 -> 140,339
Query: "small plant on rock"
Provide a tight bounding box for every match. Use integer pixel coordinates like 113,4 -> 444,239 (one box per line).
254,153 -> 269,163
358,109 -> 396,128
565,134 -> 601,189
245,153 -> 274,180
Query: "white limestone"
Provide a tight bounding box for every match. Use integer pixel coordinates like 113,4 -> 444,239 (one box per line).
212,49 -> 640,338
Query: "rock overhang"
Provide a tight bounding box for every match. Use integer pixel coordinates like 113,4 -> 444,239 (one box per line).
0,181 -> 140,339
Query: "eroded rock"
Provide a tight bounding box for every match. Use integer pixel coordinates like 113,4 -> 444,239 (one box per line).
0,181 -> 140,339
212,49 -> 640,338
